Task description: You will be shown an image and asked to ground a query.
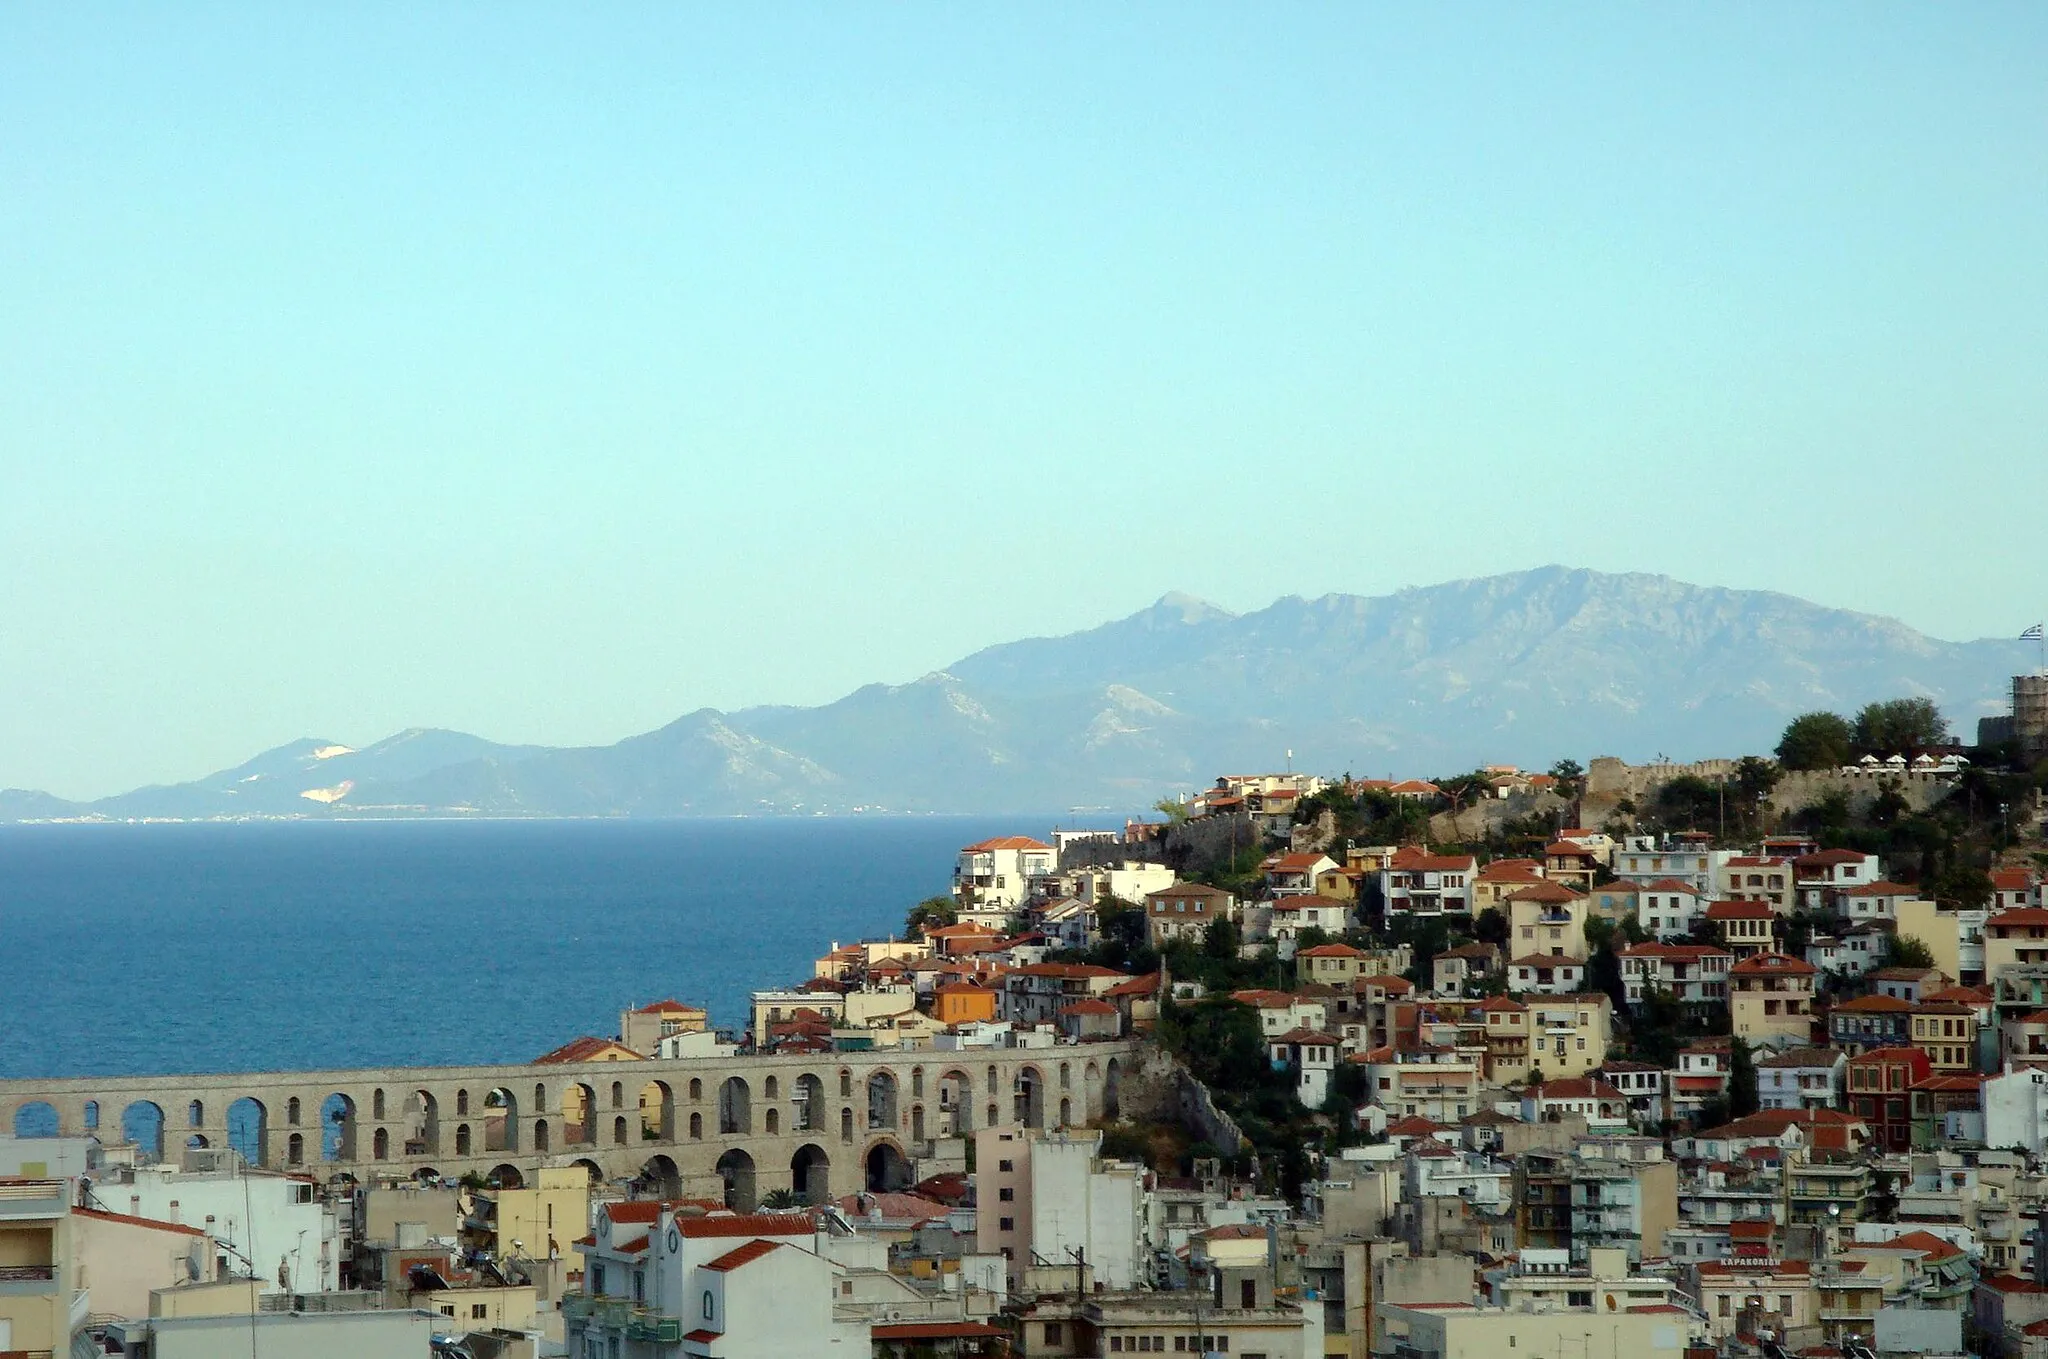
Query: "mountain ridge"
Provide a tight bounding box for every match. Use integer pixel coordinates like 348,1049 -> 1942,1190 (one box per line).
4,567 -> 2030,820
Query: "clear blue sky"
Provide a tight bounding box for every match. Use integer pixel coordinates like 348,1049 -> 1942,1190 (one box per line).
4,5 -> 2045,799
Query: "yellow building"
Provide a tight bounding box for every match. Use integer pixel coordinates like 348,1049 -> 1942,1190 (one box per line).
619,999 -> 709,1056
1476,993 -> 1612,1082
490,1166 -> 590,1262
1896,899 -> 1970,985
1730,952 -> 1817,1046
1296,943 -> 1369,988
1506,882 -> 1590,961
1909,1001 -> 1979,1072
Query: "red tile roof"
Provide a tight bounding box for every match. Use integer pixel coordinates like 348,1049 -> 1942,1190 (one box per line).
1730,951 -> 1815,976
961,836 -> 1053,852
873,1322 -> 1006,1341
1506,881 -> 1586,904
74,1207 -> 206,1237
676,1213 -> 818,1238
534,1035 -> 643,1065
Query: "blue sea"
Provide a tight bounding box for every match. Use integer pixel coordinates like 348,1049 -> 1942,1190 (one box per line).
0,816 -> 1099,1080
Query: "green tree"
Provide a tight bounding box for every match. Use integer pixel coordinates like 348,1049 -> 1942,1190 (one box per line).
904,896 -> 957,938
1549,759 -> 1586,800
1930,862 -> 1994,910
1853,698 -> 1949,757
1728,1038 -> 1759,1118
1654,775 -> 1722,830
1587,943 -> 1628,1015
1154,796 -> 1192,824
1202,918 -> 1241,961
1777,712 -> 1854,771
1886,934 -> 1935,969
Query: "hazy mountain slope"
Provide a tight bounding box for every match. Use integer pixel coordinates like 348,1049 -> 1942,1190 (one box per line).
6,568 -> 2030,819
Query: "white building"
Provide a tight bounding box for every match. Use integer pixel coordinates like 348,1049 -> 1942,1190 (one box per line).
974,1127 -> 1143,1293
1983,1067 -> 2048,1154
84,1156 -> 339,1294
1755,1047 -> 1847,1112
953,836 -> 1056,914
1027,1130 -> 1143,1291
1614,836 -> 1736,896
570,1204 -> 871,1359
1637,878 -> 1710,939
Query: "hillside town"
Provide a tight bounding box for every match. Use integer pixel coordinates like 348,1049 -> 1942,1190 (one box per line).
6,692 -> 2048,1359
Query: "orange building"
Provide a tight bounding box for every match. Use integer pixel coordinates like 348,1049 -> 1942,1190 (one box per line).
933,983 -> 999,1027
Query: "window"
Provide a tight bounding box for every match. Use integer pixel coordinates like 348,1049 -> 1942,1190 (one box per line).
1000,1217 -> 1014,1231
471,1303 -> 488,1319
1045,1323 -> 1064,1343
702,1290 -> 715,1320
999,1159 -> 1013,1172
440,1305 -> 455,1317
999,1187 -> 1014,1201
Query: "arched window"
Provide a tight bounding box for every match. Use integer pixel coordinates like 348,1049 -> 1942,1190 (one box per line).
765,1109 -> 780,1135
702,1291 -> 715,1320
614,1116 -> 628,1145
287,1133 -> 305,1164
690,1079 -> 703,1102
987,1066 -> 998,1095
690,1112 -> 703,1140
456,1090 -> 470,1116
839,1070 -> 852,1098
764,1076 -> 779,1100
912,1068 -> 925,1098
534,1083 -> 547,1110
287,1098 -> 302,1126
373,1127 -> 390,1159
188,1100 -> 204,1128
83,1101 -> 99,1130
373,1089 -> 387,1120
841,1108 -> 854,1142
611,1082 -> 624,1109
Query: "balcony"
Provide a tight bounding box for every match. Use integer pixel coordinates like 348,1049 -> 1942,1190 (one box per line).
0,1180 -> 67,1219
0,1264 -> 59,1295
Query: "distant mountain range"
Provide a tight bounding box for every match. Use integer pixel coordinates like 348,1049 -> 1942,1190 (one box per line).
2,567 -> 2031,821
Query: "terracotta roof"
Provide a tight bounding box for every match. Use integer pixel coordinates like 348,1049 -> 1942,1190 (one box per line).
628,998 -> 706,1015
683,1329 -> 720,1343
1729,952 -> 1815,976
961,835 -> 1052,852
1299,943 -> 1364,958
534,1035 -> 644,1065
1640,878 -> 1705,894
1272,1027 -> 1341,1046
1103,972 -> 1163,998
1796,849 -> 1873,867
1874,1229 -> 1963,1261
1506,881 -> 1585,904
1476,995 -> 1526,1012
1544,841 -> 1598,858
1509,954 -> 1584,969
1991,908 -> 2048,928
1060,999 -> 1119,1016
873,1322 -> 1006,1341
73,1207 -> 207,1237
1706,900 -> 1776,920
676,1214 -> 817,1239
1355,974 -> 1414,993
1145,882 -> 1235,901
1833,993 -> 1913,1013
1385,1114 -> 1451,1135
833,1192 -> 950,1224
604,1201 -> 670,1225
1992,869 -> 2037,891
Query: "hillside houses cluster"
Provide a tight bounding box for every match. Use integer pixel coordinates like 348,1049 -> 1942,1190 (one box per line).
13,765 -> 2048,1359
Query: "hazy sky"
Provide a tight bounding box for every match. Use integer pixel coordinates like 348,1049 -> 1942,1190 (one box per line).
4,5 -> 2046,799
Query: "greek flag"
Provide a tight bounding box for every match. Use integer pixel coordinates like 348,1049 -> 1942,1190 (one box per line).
2025,624 -> 2046,641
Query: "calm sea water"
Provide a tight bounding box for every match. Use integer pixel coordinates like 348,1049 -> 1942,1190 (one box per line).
0,816 -> 1088,1080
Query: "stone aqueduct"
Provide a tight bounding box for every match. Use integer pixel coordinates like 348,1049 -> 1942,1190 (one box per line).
0,1043 -> 1137,1210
